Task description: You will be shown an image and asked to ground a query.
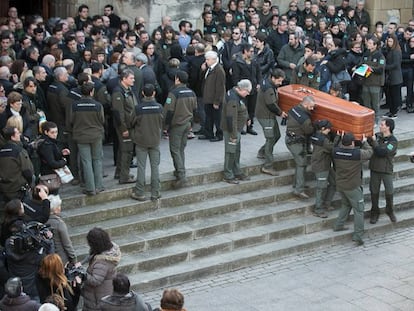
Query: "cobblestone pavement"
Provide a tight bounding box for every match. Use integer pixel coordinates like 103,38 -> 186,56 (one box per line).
142,226 -> 414,310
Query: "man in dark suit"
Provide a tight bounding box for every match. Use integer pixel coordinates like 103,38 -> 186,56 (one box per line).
199,51 -> 226,142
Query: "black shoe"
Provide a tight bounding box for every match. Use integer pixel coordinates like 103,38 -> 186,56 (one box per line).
369,212 -> 379,224
313,211 -> 328,218
407,106 -> 414,113
386,211 -> 397,223
151,194 -> 161,201
71,179 -> 80,186
333,226 -> 349,232
380,103 -> 389,109
223,178 -> 239,184
82,189 -> 96,196
210,136 -> 223,142
198,135 -> 212,140
241,130 -> 246,135
247,128 -> 257,135
235,174 -> 250,181
119,177 -> 136,184
293,191 -> 309,199
353,238 -> 364,246
131,192 -> 147,201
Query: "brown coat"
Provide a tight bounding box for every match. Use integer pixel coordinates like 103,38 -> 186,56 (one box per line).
202,63 -> 226,106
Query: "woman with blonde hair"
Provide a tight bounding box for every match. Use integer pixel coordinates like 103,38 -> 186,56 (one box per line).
36,253 -> 81,311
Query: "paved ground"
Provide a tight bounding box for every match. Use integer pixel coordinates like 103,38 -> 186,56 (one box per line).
142,226 -> 414,311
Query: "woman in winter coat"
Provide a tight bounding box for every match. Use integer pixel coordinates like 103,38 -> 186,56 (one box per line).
383,34 -> 403,118
46,194 -> 77,265
82,227 -> 121,311
37,121 -> 70,194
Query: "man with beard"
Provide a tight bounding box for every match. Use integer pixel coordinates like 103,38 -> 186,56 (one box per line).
277,32 -> 304,84
256,69 -> 287,176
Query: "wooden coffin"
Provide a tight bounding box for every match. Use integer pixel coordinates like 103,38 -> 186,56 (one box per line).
278,84 -> 375,140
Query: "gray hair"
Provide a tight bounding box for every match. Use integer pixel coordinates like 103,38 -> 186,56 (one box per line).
53,66 -> 67,80
42,54 -> 55,67
38,303 -> 60,311
237,79 -> 252,92
302,95 -> 315,105
205,50 -> 218,60
48,194 -> 62,213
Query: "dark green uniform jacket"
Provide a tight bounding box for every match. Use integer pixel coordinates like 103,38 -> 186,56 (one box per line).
291,66 -> 320,90
0,141 -> 34,196
286,104 -> 314,141
311,132 -> 338,173
70,97 -> 105,144
333,142 -> 373,191
112,85 -> 139,133
221,88 -> 248,139
369,133 -> 397,174
130,98 -> 163,148
164,83 -> 197,128
359,49 -> 385,86
255,78 -> 282,119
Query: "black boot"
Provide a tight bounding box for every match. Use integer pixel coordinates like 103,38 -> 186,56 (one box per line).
407,104 -> 414,113
385,194 -> 397,222
369,193 -> 380,224
247,125 -> 257,135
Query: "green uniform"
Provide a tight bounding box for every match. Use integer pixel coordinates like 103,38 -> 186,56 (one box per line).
311,131 -> 337,214
0,141 -> 34,201
333,142 -> 373,242
221,88 -> 248,180
164,84 -> 197,181
368,132 -> 398,220
285,104 -> 314,193
255,78 -> 283,169
130,98 -> 163,199
359,49 -> 385,123
291,66 -> 320,90
112,84 -> 138,182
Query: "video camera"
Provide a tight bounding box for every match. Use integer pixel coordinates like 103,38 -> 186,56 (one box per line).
65,262 -> 87,283
9,221 -> 52,254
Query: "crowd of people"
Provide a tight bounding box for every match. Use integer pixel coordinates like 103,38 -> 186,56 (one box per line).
0,0 -> 412,308
0,0 -> 411,199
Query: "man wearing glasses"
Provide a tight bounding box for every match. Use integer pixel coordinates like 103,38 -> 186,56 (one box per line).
222,27 -> 245,90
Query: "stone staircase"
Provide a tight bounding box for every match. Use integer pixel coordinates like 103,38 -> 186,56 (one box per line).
60,131 -> 414,293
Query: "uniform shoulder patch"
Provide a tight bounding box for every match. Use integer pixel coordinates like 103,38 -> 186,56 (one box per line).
387,143 -> 394,150
379,59 -> 385,65
165,97 -> 172,105
316,76 -> 320,83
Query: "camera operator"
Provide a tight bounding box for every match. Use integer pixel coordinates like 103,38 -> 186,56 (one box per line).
46,195 -> 77,265
4,221 -> 54,301
23,185 -> 51,223
36,254 -> 81,311
0,199 -> 25,247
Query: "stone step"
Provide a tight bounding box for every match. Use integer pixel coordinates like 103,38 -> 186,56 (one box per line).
71,175 -> 414,266
100,185 -> 413,274
60,141 -> 414,209
64,158 -> 414,234
127,192 -> 414,293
